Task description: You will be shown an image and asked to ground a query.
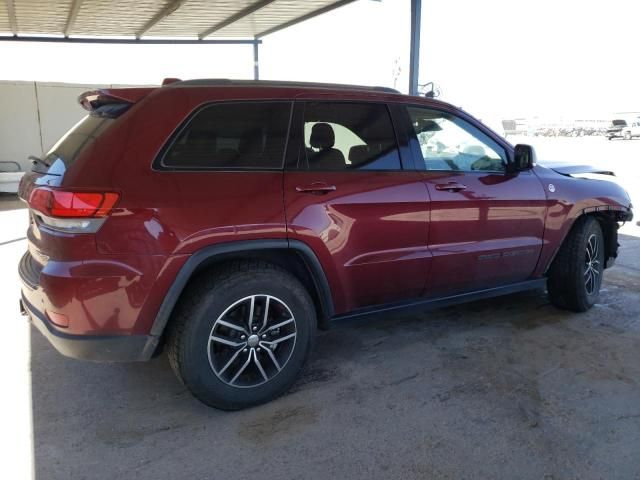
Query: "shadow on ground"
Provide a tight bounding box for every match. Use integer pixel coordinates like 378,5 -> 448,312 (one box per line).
30,239 -> 640,479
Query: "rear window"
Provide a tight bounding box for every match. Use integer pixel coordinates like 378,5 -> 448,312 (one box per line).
36,114 -> 113,174
158,102 -> 292,170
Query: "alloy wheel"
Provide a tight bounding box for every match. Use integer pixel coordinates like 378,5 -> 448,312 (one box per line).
584,233 -> 601,296
207,294 -> 297,388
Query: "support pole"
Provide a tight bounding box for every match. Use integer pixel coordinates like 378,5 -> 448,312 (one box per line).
409,0 -> 421,96
253,40 -> 260,80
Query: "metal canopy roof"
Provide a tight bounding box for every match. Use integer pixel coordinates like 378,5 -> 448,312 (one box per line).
0,0 -> 424,95
0,0 -> 355,40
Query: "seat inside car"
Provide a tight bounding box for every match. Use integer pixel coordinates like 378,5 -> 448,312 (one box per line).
236,128 -> 265,166
174,129 -> 217,166
308,122 -> 345,170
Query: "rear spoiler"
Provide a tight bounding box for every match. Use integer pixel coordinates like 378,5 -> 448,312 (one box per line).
78,88 -> 155,114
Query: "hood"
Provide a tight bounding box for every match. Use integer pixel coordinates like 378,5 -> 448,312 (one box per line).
540,162 -> 615,177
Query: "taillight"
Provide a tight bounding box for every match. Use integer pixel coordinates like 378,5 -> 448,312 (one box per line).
28,187 -> 119,233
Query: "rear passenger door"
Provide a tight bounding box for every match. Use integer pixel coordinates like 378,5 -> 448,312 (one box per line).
146,101 -> 292,254
283,101 -> 431,314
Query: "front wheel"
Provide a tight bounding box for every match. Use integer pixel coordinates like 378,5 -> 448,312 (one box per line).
624,131 -> 632,140
547,216 -> 605,312
167,261 -> 316,410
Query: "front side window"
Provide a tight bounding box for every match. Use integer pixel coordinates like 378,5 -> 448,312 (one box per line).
160,102 -> 291,170
408,107 -> 507,173
302,102 -> 401,170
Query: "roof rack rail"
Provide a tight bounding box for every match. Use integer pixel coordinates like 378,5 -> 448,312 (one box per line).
170,79 -> 401,94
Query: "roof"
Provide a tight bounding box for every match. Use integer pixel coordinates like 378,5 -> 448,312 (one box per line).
171,79 -> 401,94
80,80 -> 447,116
0,0 -> 356,40
78,80 -> 404,111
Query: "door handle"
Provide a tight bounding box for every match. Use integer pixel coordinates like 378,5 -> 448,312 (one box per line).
295,183 -> 337,195
434,182 -> 467,192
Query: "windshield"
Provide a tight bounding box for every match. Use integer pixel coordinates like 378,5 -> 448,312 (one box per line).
612,119 -> 627,127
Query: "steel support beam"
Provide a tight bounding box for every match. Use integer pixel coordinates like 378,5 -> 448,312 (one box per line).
0,35 -> 260,45
409,0 -> 422,96
5,0 -> 17,35
256,0 -> 355,38
135,0 -> 188,39
64,0 -> 84,37
253,41 -> 260,80
199,0 -> 277,40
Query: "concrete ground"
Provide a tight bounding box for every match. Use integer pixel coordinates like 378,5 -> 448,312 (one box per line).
1,137 -> 640,479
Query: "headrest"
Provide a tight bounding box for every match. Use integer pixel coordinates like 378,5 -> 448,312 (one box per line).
310,123 -> 335,149
238,128 -> 263,155
349,145 -> 370,165
462,145 -> 485,156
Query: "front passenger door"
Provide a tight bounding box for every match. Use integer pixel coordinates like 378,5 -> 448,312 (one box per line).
405,106 -> 547,296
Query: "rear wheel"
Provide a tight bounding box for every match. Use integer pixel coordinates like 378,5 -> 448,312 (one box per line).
547,216 -> 605,312
167,261 -> 316,410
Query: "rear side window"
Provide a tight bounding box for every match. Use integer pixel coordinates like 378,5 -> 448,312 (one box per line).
302,102 -> 401,170
159,102 -> 292,170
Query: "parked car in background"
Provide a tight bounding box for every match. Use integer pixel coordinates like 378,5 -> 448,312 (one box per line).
18,80 -> 633,410
501,118 -> 528,137
0,161 -> 24,193
606,119 -> 628,139
621,120 -> 640,140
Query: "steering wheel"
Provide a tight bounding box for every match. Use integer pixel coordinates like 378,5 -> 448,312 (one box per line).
444,159 -> 460,171
471,156 -> 498,171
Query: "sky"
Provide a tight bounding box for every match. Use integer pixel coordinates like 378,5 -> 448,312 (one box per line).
1,0 -> 639,122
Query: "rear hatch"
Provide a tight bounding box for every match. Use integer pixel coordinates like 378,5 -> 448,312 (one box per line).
18,88 -> 154,276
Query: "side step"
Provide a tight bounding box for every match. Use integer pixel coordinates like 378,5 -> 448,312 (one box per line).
331,278 -> 547,323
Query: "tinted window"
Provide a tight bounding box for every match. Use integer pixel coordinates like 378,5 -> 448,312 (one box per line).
302,102 -> 401,170
408,107 -> 507,173
40,115 -> 113,172
161,102 -> 291,169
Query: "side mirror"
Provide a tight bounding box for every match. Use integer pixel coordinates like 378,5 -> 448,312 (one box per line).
512,144 -> 536,171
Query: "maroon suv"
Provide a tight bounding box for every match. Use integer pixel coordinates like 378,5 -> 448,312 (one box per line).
18,80 -> 633,409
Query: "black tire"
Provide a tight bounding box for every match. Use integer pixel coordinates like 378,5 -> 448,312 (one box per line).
547,216 -> 605,312
167,260 -> 316,410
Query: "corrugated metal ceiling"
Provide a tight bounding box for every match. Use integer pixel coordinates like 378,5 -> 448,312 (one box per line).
0,0 -> 356,39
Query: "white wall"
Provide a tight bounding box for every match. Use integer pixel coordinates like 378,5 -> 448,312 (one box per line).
0,81 -> 42,171
36,83 -> 110,153
0,81 -> 130,172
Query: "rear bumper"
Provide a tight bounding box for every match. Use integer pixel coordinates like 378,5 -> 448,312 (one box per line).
18,251 -> 158,362
20,294 -> 158,362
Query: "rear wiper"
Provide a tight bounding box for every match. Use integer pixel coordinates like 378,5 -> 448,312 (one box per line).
29,155 -> 50,168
